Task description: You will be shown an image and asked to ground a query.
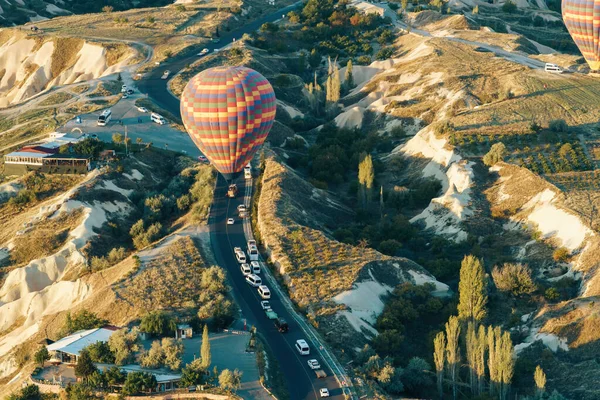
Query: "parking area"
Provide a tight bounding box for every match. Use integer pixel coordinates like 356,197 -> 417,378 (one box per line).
141,331 -> 270,400
62,91 -> 200,157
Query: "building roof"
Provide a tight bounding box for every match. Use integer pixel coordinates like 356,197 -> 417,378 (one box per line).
5,151 -> 49,159
177,324 -> 191,329
18,145 -> 57,154
47,327 -> 118,356
45,153 -> 92,160
352,1 -> 385,11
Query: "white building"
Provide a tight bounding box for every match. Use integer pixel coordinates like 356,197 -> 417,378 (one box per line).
47,327 -> 119,364
351,1 -> 386,17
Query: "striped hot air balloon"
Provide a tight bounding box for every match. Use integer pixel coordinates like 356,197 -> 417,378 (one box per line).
180,66 -> 276,180
562,0 -> 600,70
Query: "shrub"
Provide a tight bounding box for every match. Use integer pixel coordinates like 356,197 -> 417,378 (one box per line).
357,55 -> 372,65
483,142 -> 506,166
375,47 -> 394,60
140,311 -> 176,338
545,287 -> 560,302
62,310 -> 107,336
434,121 -> 454,136
492,263 -> 537,296
549,119 -> 568,132
553,247 -> 570,263
502,0 -> 517,13
379,239 -> 402,255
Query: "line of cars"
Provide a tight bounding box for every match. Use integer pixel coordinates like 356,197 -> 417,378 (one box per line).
230,222 -> 330,397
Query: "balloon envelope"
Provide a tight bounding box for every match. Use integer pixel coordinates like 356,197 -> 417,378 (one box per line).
180,66 -> 276,179
562,0 -> 600,70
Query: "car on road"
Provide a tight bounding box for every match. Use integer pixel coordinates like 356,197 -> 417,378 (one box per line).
247,239 -> 256,249
198,48 -> 209,56
250,261 -> 261,274
307,359 -> 321,370
245,273 -> 262,287
234,248 -> 246,263
248,245 -> 259,261
274,317 -> 289,333
260,300 -> 271,310
127,89 -> 134,95
295,339 -> 310,355
122,93 -> 128,99
121,85 -> 127,93
137,106 -> 149,113
151,112 -> 167,125
319,388 -> 330,398
197,155 -> 209,164
240,263 -> 251,275
237,204 -> 246,213
161,70 -> 170,79
257,285 -> 271,299
227,218 -> 235,225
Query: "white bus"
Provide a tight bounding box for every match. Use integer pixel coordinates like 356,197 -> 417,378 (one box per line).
544,63 -> 563,74
151,112 -> 167,125
97,109 -> 111,126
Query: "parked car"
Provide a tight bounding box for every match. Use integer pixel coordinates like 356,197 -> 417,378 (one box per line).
137,106 -> 149,113
227,218 -> 235,225
121,85 -> 127,93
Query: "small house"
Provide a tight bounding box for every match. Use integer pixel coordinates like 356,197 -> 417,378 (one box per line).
175,324 -> 193,339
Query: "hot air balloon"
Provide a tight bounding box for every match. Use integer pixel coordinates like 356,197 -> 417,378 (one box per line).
180,66 -> 276,180
562,0 -> 600,70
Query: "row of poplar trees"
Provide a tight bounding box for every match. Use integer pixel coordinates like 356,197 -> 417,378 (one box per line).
433,255 -> 516,400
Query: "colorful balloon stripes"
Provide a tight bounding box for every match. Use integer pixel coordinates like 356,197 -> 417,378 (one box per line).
562,0 -> 600,70
181,66 -> 276,178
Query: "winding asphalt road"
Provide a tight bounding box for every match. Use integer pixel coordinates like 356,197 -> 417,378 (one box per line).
137,2 -> 302,114
135,4 -> 349,399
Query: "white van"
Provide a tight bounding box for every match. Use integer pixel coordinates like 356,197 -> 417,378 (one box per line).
245,274 -> 262,287
545,63 -> 563,74
235,250 -> 247,263
247,239 -> 256,249
258,285 -> 271,299
248,245 -> 259,261
151,112 -> 167,125
295,339 -> 310,355
240,263 -> 251,275
97,109 -> 111,126
251,261 -> 261,274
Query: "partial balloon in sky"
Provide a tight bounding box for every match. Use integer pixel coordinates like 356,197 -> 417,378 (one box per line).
180,66 -> 276,180
562,0 -> 600,70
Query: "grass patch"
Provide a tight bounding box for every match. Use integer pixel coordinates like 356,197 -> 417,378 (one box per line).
51,37 -> 84,79
38,92 -> 74,106
10,207 -> 84,267
70,84 -> 90,94
102,42 -> 132,66
89,80 -> 122,98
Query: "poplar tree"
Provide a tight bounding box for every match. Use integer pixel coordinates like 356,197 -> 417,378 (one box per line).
358,153 -> 375,206
458,255 -> 488,323
445,316 -> 461,400
466,322 -> 477,393
534,365 -> 546,399
201,325 -> 211,369
345,59 -> 354,88
487,326 -> 502,396
498,331 -> 515,400
475,324 -> 487,395
433,331 -> 446,400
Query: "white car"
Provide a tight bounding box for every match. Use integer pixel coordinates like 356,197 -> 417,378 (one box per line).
121,85 -> 127,93
161,70 -> 170,79
122,93 -> 128,99
308,359 -> 321,370
198,48 -> 209,56
235,251 -> 246,264
137,106 -> 149,113
320,388 -> 329,398
247,239 -> 257,249
250,261 -> 261,274
295,339 -> 310,355
227,218 -> 234,225
240,263 -> 251,275
237,204 -> 246,213
260,300 -> 271,310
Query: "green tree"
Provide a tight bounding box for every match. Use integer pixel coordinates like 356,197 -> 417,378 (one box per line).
122,371 -> 157,395
140,311 -> 176,337
65,383 -> 94,400
475,325 -> 487,395
180,358 -> 206,387
445,316 -> 460,400
358,152 -> 375,206
498,331 -> 515,400
86,341 -> 115,363
492,263 -> 536,296
109,327 -> 140,365
488,326 -> 502,396
62,310 -> 107,336
140,340 -> 164,369
162,338 -> 184,371
345,59 -> 354,89
112,133 -> 123,145
301,0 -> 334,24
105,366 -> 127,387
6,384 -> 41,400
457,255 -> 488,323
219,368 -> 242,392
74,350 -> 97,382
483,142 -> 506,166
401,357 -> 432,392
553,247 -> 570,262
433,332 -> 445,399
534,365 -> 546,399
34,346 -> 49,367
201,324 -> 211,369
